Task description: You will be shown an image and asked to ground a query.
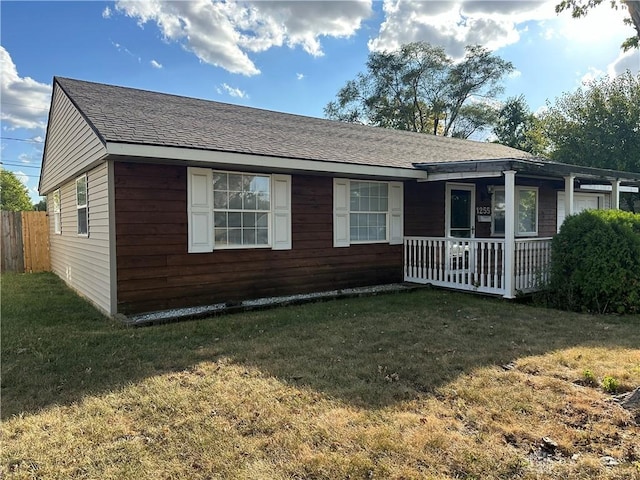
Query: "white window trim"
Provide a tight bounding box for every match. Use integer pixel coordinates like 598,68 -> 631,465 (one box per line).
212,170 -> 272,250
187,167 -> 291,253
53,189 -> 61,235
76,175 -> 88,237
491,186 -> 539,237
333,178 -> 403,247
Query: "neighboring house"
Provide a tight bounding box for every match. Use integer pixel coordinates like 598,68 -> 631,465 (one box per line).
39,77 -> 640,316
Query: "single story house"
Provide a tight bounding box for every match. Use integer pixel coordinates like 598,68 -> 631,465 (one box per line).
39,77 -> 640,317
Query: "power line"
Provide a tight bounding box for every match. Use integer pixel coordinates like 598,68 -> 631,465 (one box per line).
0,162 -> 42,170
1,100 -> 50,110
0,136 -> 45,144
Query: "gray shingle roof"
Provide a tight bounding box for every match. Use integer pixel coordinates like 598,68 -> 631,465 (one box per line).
56,77 -> 533,170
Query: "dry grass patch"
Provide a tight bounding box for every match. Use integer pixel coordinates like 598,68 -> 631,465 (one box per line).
2,273 -> 639,479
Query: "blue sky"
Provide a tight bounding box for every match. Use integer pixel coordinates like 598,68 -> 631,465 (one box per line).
1,0 -> 638,202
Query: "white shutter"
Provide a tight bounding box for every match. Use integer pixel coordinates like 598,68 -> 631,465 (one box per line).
334,178 -> 350,247
389,181 -> 404,245
272,174 -> 292,250
187,167 -> 213,253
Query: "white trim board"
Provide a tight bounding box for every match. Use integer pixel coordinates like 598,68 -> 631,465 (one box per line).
577,184 -> 638,193
106,142 -> 428,180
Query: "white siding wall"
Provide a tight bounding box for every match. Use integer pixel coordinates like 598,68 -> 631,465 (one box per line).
48,162 -> 113,315
40,84 -> 107,194
556,191 -> 610,232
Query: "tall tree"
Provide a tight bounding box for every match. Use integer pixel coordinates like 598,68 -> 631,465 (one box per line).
541,71 -> 640,209
555,0 -> 640,50
450,102 -> 498,139
493,95 -> 548,155
325,42 -> 513,139
442,45 -> 513,136
1,170 -> 33,211
34,198 -> 47,211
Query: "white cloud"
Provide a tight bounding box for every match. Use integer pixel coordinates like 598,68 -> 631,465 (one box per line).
368,0 -> 628,59
102,6 -> 112,19
607,49 -> 640,76
113,0 -> 372,76
369,0 -> 555,58
150,59 -> 163,69
14,170 -> 29,187
0,46 -> 51,130
110,40 -> 140,62
296,73 -> 304,80
580,66 -> 605,85
18,153 -> 34,164
218,83 -> 248,99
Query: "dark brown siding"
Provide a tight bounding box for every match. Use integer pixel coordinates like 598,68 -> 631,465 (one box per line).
404,177 -> 561,239
114,162 -> 402,314
404,181 -> 445,237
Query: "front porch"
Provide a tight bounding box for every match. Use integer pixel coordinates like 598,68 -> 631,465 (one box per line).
404,236 -> 553,298
402,159 -> 640,299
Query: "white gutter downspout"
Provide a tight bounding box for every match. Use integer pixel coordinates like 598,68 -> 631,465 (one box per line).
503,170 -> 516,299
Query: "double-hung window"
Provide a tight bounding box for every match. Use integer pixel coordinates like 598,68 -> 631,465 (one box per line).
334,178 -> 403,247
349,181 -> 389,242
213,171 -> 270,247
187,167 -> 291,253
53,189 -> 61,234
76,175 -> 88,236
492,186 -> 538,236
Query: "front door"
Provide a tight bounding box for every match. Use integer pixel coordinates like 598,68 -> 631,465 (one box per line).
445,184 -> 476,277
446,184 -> 475,238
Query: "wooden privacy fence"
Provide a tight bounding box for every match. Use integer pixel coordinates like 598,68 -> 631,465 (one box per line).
1,211 -> 50,273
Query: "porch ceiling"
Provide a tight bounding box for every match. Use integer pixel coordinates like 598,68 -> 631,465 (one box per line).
414,158 -> 640,186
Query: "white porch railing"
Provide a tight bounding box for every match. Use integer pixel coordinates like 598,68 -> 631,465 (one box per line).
404,237 -> 553,297
514,237 -> 553,293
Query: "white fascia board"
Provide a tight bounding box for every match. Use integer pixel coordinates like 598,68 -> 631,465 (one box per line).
419,170 -> 502,182
105,142 -> 428,180
578,184 -> 638,193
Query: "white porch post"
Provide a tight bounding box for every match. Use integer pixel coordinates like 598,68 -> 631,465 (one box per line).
564,175 -> 575,217
503,170 -> 516,299
611,179 -> 620,210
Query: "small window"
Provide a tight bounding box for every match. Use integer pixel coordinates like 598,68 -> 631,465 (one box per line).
76,175 -> 88,236
492,187 -> 538,236
349,181 -> 389,242
517,188 -> 538,235
213,171 -> 270,248
53,189 -> 61,234
492,189 -> 505,236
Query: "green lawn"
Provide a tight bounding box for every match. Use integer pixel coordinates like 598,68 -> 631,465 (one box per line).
2,272 -> 639,479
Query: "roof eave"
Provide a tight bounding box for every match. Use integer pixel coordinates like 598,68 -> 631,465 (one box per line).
105,141 -> 429,180
415,158 -> 640,185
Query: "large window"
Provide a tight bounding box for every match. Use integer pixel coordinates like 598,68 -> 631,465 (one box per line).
187,167 -> 291,253
350,181 -> 389,242
76,175 -> 88,236
333,178 -> 403,247
53,189 -> 61,234
213,172 -> 270,248
492,186 -> 538,236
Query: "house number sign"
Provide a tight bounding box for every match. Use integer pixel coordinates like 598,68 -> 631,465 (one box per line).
476,206 -> 491,215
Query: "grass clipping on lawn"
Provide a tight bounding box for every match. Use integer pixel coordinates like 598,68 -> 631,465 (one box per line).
2,273 -> 639,479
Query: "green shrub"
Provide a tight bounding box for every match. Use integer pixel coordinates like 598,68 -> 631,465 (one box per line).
547,209 -> 640,314
582,369 -> 597,386
602,375 -> 620,393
